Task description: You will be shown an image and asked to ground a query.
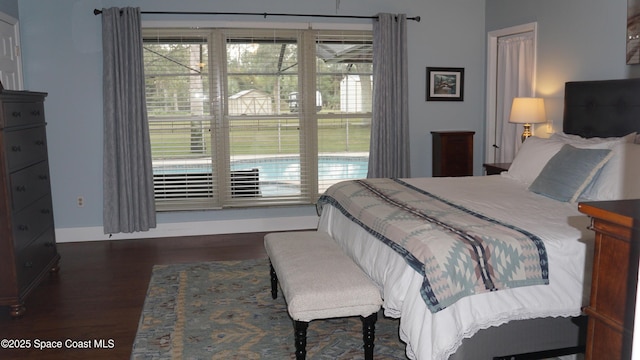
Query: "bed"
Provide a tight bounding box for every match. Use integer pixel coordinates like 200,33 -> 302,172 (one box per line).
316,78 -> 640,360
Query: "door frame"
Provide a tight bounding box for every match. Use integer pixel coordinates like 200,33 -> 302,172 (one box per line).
0,11 -> 23,90
485,22 -> 537,163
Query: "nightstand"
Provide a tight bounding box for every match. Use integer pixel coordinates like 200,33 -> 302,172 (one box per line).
483,162 -> 511,175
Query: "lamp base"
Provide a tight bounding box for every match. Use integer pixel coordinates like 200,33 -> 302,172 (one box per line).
521,123 -> 532,142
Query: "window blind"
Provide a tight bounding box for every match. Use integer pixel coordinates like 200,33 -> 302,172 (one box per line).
142,27 -> 372,211
315,31 -> 372,193
221,29 -> 308,205
143,30 -> 219,210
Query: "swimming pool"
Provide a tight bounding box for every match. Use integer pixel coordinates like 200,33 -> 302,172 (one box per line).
230,156 -> 368,182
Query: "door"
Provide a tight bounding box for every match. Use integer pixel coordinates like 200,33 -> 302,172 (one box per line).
485,23 -> 537,163
0,12 -> 23,90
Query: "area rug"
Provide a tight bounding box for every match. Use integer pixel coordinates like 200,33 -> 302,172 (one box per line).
131,258 -> 407,359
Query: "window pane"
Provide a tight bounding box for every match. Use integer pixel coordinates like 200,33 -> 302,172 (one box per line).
142,28 -> 372,210
316,32 -> 372,193
227,36 -> 298,115
143,33 -> 217,206
226,31 -> 304,199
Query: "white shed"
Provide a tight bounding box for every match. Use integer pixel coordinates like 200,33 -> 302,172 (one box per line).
228,89 -> 273,115
340,75 -> 372,113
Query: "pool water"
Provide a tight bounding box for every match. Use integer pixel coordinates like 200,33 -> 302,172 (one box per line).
154,155 -> 368,197
231,156 -> 368,182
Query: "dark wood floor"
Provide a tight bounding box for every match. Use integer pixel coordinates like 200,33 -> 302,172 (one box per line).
0,232 -> 272,360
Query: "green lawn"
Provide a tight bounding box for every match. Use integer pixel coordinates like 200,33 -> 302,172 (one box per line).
149,117 -> 370,158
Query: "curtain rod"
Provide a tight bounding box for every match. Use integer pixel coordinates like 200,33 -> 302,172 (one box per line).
93,9 -> 420,22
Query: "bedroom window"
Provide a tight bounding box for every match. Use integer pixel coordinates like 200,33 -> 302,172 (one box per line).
143,28 -> 372,210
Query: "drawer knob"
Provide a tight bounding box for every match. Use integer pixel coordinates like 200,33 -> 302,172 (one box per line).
38,174 -> 48,180
41,208 -> 51,214
31,110 -> 41,116
35,140 -> 45,146
24,261 -> 33,268
17,224 -> 29,231
16,185 -> 26,192
12,111 -> 21,118
11,145 -> 21,152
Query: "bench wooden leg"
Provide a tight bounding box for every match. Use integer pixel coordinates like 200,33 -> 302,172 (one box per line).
294,320 -> 309,360
361,312 -> 377,360
269,261 -> 278,299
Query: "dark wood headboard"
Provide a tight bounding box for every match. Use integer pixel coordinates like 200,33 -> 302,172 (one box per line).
563,78 -> 640,138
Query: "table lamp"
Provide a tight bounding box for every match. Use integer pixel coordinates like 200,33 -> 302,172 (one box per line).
509,97 -> 546,142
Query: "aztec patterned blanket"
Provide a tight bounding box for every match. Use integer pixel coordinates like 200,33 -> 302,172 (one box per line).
317,178 -> 549,313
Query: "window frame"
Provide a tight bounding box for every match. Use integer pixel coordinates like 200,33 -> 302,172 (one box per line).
142,23 -> 373,211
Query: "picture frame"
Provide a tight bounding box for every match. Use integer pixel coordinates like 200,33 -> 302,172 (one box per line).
426,67 -> 464,101
627,0 -> 640,64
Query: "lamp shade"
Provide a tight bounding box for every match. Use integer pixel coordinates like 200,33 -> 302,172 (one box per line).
509,97 -> 546,124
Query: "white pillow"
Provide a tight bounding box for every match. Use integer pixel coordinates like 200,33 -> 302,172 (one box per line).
503,137 -> 565,185
580,143 -> 640,201
504,132 -> 635,186
550,131 -> 636,147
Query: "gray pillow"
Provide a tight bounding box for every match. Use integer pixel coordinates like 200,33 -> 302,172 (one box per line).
528,144 -> 613,202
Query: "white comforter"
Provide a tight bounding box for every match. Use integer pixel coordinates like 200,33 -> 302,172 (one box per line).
317,175 -> 594,360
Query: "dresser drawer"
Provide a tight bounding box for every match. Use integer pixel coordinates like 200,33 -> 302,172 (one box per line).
15,226 -> 57,293
442,134 -> 471,147
9,161 -> 51,212
432,131 -> 474,177
445,163 -> 471,177
12,195 -> 55,251
443,146 -> 470,159
2,101 -> 45,128
589,232 -> 631,324
4,126 -> 48,172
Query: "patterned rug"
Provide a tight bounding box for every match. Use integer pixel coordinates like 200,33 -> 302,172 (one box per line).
131,258 -> 407,359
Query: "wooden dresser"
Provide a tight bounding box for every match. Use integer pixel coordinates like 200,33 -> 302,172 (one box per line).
578,200 -> 640,360
0,86 -> 59,318
431,131 -> 474,177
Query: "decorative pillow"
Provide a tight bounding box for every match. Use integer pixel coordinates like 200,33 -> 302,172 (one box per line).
503,137 -> 565,185
528,144 -> 613,202
580,143 -> 640,201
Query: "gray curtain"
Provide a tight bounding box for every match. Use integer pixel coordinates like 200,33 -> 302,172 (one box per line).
367,13 -> 410,179
101,7 -> 156,234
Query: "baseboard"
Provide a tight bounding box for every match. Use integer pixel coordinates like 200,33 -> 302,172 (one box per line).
55,215 -> 320,243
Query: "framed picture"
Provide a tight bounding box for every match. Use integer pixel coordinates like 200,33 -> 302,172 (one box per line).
426,67 -> 464,101
628,0 -> 640,64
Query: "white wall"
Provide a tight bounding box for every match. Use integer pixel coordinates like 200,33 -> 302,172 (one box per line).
16,0 -> 485,241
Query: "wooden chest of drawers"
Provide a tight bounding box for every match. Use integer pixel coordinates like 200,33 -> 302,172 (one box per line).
578,200 -> 640,360
0,87 -> 59,318
431,131 -> 474,177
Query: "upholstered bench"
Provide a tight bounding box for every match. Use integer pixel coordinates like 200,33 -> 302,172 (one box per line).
264,231 -> 383,360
